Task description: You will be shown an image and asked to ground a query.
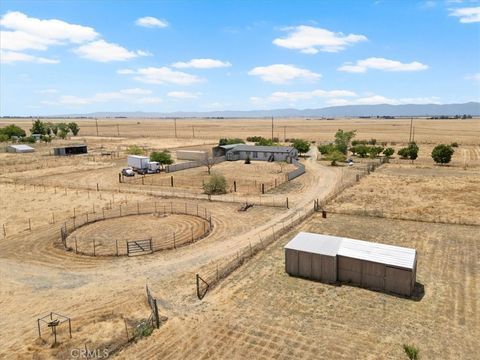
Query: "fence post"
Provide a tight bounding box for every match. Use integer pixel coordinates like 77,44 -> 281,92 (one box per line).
170,176 -> 174,187
173,232 -> 176,249
93,239 -> 96,256
2,224 -> 6,238
28,218 -> 32,231
137,202 -> 140,215
116,240 -> 118,256
75,236 -> 78,254
286,197 -> 289,209
234,181 -> 237,192
261,183 -> 265,194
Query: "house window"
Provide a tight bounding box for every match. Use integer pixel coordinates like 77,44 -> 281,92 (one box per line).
253,152 -> 258,158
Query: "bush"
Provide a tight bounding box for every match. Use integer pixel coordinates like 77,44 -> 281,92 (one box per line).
68,122 -> 80,136
383,147 -> 395,158
399,142 -> 419,161
219,138 -> 245,145
203,173 -> 227,195
126,145 -> 145,155
134,320 -> 154,338
324,150 -> 346,166
57,129 -> 68,139
0,134 -> 8,142
245,156 -> 251,164
255,138 -> 279,146
353,144 -> 370,158
40,135 -> 52,143
431,144 -> 454,164
246,136 -> 264,142
30,119 -> 47,135
292,139 -> 310,154
403,344 -> 419,360
150,150 -> 173,168
0,124 -> 26,139
450,142 -> 459,148
318,143 -> 336,155
369,146 -> 384,158
20,136 -> 36,143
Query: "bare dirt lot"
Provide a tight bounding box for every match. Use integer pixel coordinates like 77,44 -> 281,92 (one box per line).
118,213 -> 479,360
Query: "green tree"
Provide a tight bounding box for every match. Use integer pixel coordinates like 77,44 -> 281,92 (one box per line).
399,143 -> 419,161
126,145 -> 145,155
324,150 -> 346,166
150,150 -> 173,168
431,144 -> 454,164
30,119 -> 47,135
354,144 -> 370,158
334,129 -> 357,155
68,122 -> 80,136
383,147 -> 395,158
0,124 -> 26,139
317,143 -> 336,155
40,135 -> 52,143
219,138 -> 245,145
203,173 -> 227,195
57,130 -> 68,139
369,146 -> 384,159
292,139 -> 310,155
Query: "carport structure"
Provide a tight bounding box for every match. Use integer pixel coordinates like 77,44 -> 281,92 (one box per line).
285,232 -> 417,297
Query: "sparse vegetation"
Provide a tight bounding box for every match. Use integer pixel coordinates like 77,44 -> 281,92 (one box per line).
126,145 -> 145,155
203,173 -> 227,195
324,150 -> 346,166
219,138 -> 245,145
403,344 -> 419,360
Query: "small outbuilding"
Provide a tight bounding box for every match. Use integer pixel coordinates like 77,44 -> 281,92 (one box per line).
6,144 -> 35,153
53,144 -> 88,156
285,232 -> 417,297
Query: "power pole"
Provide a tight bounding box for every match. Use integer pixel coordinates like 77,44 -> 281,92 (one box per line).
174,118 -> 177,138
412,126 -> 415,142
192,126 -> 195,138
271,116 -> 274,141
408,117 -> 413,143
95,118 -> 99,136
283,126 -> 287,142
117,123 -> 120,137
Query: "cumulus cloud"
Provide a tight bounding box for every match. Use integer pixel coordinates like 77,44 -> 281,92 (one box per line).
248,64 -> 321,84
251,89 -> 358,105
449,7 -> 480,23
0,50 -> 59,64
338,57 -> 429,73
172,58 -> 232,69
73,40 -> 149,62
167,91 -> 201,99
135,16 -> 168,28
273,25 -> 367,54
119,66 -> 202,85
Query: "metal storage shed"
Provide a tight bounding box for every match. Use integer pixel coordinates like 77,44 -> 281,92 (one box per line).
285,232 -> 417,297
6,144 -> 35,153
53,144 -> 88,156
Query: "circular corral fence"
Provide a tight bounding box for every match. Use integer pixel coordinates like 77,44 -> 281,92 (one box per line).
60,202 -> 212,256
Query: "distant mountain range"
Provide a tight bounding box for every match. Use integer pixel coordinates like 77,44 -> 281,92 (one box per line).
5,102 -> 479,118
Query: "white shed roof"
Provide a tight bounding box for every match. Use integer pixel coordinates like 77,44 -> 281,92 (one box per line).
7,144 -> 35,151
285,232 -> 416,270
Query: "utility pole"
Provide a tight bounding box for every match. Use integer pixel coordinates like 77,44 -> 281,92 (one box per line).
271,116 -> 274,141
95,118 -> 99,136
408,117 -> 413,143
192,126 -> 195,138
412,126 -> 415,142
283,126 -> 287,142
174,118 -> 177,138
117,123 -> 120,137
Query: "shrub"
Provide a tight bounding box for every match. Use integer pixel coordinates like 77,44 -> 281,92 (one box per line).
450,142 -> 459,148
134,320 -> 154,338
245,156 -> 251,164
203,173 -> 227,195
40,135 -> 52,143
150,150 -> 173,168
219,138 -> 245,145
383,147 -> 395,158
399,142 -> 418,161
369,146 -> 384,158
403,344 -> 419,360
68,122 -> 80,136
431,144 -> 454,164
30,119 -> 47,135
318,143 -> 336,155
255,138 -> 279,146
324,150 -> 346,166
57,129 -> 68,139
20,135 -> 36,143
246,136 -> 264,142
126,145 -> 145,155
0,134 -> 8,142
292,139 -> 310,155
0,124 -> 26,139
354,144 -> 370,158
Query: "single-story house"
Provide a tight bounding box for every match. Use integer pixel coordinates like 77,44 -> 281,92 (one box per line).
213,144 -> 298,162
6,144 -> 35,153
53,144 -> 88,156
285,232 -> 417,297
212,144 -> 244,157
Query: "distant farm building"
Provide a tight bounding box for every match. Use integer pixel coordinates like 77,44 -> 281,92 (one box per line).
176,150 -> 208,161
6,144 -> 35,153
53,144 -> 88,156
285,232 -> 417,297
213,144 -> 298,162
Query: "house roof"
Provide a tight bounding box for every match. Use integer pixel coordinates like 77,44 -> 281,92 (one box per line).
230,145 -> 295,153
216,144 -> 244,150
285,232 -> 416,270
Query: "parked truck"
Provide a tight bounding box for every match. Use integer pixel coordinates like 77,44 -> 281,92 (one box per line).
127,155 -> 161,174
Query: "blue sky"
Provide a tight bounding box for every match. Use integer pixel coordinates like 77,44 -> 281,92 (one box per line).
0,0 -> 479,115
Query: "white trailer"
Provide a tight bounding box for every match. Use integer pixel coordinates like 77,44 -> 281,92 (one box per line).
127,155 -> 160,174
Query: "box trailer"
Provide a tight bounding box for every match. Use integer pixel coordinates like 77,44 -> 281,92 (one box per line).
127,155 -> 160,174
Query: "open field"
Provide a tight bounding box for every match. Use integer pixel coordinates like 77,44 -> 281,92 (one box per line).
2,117 -> 479,145
329,163 -> 480,225
118,213 -> 480,359
0,117 -> 478,359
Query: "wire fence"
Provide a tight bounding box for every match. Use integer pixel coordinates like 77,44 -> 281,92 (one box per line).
60,201 -> 212,256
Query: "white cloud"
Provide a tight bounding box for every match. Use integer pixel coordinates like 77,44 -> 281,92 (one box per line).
135,97 -> 163,104
338,57 -> 429,73
119,66 -> 202,85
73,40 -> 148,62
0,50 -> 59,64
167,91 -> 201,99
172,58 -> 231,69
251,89 -> 358,105
273,25 -> 367,54
43,88 -> 157,106
135,16 -> 168,28
465,73 -> 480,81
0,11 -> 98,51
120,88 -> 152,95
248,64 -> 321,84
449,7 -> 480,23
325,95 -> 441,106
